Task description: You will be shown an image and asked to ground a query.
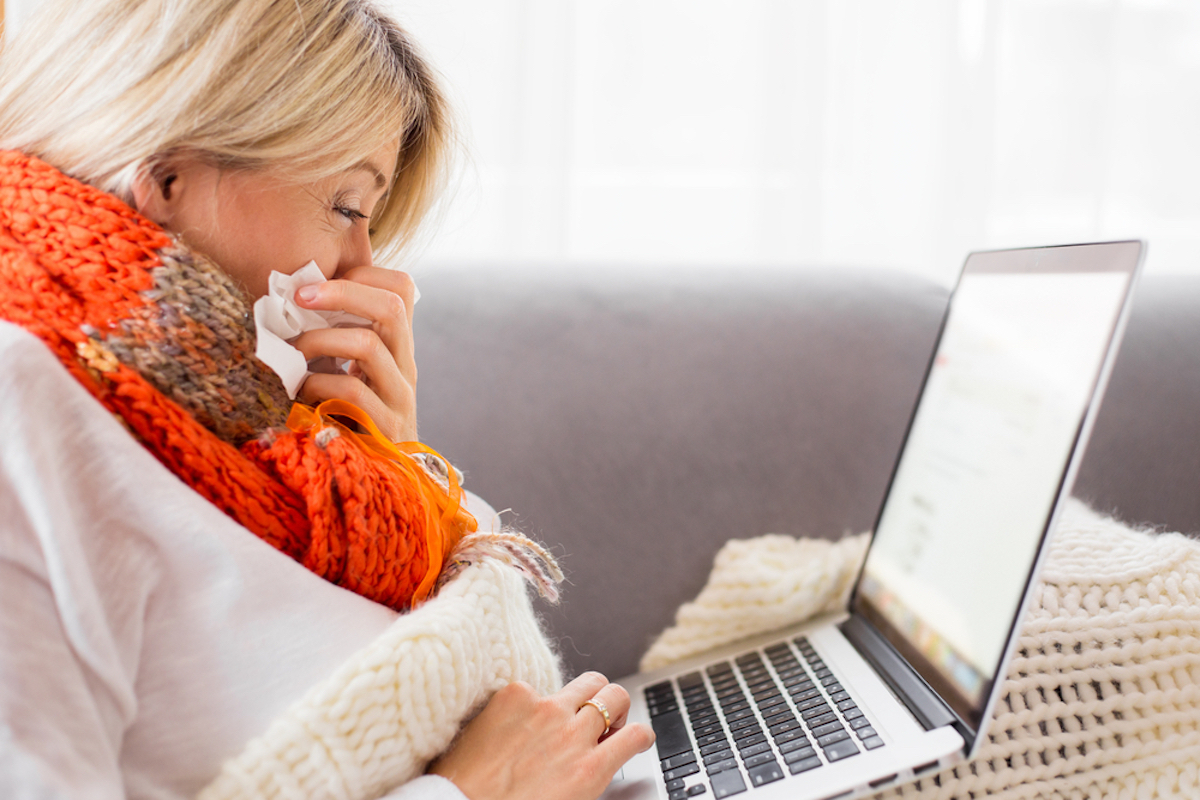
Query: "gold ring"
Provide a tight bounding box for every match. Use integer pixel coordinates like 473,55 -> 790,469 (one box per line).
583,698 -> 611,735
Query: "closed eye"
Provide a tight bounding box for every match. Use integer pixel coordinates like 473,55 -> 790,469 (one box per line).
335,205 -> 369,224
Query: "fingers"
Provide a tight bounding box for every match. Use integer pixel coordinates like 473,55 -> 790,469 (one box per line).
567,676 -> 655,781
293,324 -> 415,393
298,369 -> 416,443
296,267 -> 415,363
558,671 -> 609,710
596,720 -> 657,775
430,677 -> 656,800
579,683 -> 632,740
291,268 -> 418,442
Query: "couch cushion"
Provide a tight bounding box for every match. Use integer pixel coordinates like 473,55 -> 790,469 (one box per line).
414,267 -> 1200,678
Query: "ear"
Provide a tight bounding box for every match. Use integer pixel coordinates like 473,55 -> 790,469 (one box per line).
131,163 -> 178,225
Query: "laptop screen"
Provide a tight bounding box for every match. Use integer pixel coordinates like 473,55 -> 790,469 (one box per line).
852,242 -> 1140,730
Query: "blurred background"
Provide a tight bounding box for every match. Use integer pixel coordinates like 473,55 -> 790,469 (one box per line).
5,0 -> 1199,287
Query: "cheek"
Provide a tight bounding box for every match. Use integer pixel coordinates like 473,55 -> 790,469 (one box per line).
214,200 -> 334,295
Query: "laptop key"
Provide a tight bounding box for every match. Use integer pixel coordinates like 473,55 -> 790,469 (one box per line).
760,711 -> 790,728
701,741 -> 733,757
843,706 -> 865,720
687,786 -> 708,797
707,757 -> 739,775
743,751 -> 776,769
773,728 -> 808,746
697,731 -> 729,747
807,713 -> 838,730
724,706 -> 755,723
728,714 -> 759,732
782,745 -> 818,764
788,756 -> 823,775
751,686 -> 781,701
668,789 -> 688,800
660,752 -> 697,770
710,768 -> 747,797
651,711 -> 692,758
848,715 -> 872,729
739,741 -> 772,758
796,696 -> 827,712
776,736 -> 813,753
855,726 -> 878,740
800,703 -> 832,719
666,778 -> 686,791
823,738 -> 860,761
862,736 -> 885,750
735,732 -> 767,748
789,686 -> 820,701
757,695 -> 787,712
768,718 -> 803,736
703,748 -> 734,766
662,762 -> 700,781
812,721 -> 844,738
817,729 -> 850,747
747,760 -> 785,787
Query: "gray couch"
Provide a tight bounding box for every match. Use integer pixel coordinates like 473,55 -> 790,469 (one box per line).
414,267 -> 1200,682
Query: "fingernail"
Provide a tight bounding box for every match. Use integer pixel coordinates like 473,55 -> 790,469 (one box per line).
296,285 -> 319,303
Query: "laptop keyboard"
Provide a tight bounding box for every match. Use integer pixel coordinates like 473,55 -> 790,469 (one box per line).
645,636 -> 885,798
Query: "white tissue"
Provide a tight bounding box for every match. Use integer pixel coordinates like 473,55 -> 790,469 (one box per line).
252,261 -> 374,399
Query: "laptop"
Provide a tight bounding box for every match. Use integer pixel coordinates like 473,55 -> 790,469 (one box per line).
603,240 -> 1145,800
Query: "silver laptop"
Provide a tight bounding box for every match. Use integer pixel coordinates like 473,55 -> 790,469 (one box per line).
604,240 -> 1145,800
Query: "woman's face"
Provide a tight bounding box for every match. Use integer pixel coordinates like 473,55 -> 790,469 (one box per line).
134,141 -> 400,298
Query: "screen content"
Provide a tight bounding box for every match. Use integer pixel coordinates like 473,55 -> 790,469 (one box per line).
858,267 -> 1130,716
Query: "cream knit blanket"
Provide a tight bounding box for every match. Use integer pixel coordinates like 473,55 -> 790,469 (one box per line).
641,500 -> 1200,799
198,557 -> 562,800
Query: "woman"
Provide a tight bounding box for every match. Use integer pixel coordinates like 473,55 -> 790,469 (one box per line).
0,1 -> 653,798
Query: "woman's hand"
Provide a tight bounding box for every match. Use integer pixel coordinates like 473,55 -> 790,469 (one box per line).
291,266 -> 418,442
429,671 -> 656,800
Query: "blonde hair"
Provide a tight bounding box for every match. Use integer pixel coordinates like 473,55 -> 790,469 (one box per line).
0,0 -> 451,261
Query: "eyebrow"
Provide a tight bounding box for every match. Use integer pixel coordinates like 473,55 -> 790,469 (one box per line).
350,161 -> 389,191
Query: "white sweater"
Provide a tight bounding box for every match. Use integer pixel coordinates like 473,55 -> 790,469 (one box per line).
0,321 -> 505,800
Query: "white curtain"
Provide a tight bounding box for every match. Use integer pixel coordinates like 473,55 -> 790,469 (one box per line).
7,0 -> 1198,285
394,0 -> 1200,286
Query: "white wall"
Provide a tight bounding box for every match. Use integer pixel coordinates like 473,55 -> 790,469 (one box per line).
8,0 -> 1199,286
391,0 -> 1200,286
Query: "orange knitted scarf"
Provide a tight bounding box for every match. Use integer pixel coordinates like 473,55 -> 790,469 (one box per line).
0,150 -> 476,610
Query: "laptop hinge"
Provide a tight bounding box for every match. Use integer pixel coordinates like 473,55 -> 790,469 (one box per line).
839,613 -> 957,732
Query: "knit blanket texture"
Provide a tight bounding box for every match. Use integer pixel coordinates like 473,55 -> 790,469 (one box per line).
0,149 -> 477,610
642,501 -> 1200,799
199,558 -> 563,800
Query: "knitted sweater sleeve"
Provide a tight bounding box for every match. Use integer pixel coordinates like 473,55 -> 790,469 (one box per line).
198,557 -> 563,800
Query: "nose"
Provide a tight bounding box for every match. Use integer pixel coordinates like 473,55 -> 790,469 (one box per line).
337,224 -> 374,276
